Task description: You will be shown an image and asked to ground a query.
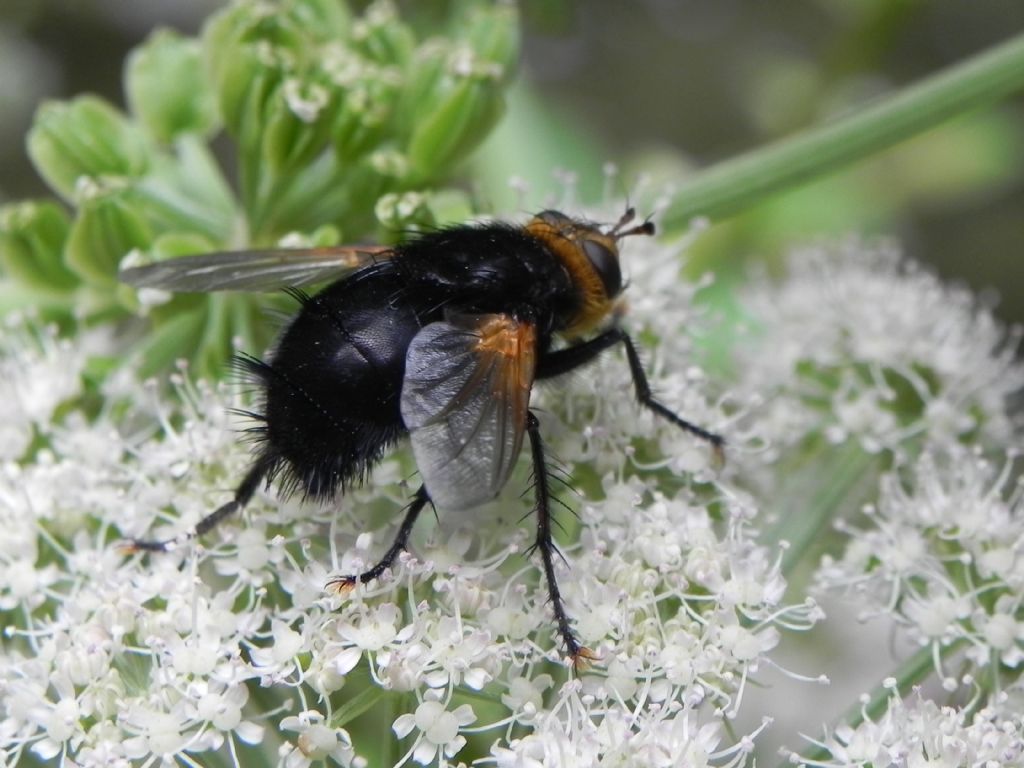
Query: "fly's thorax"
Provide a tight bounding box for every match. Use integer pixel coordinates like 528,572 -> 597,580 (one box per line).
391,223 -> 568,315
525,210 -> 626,338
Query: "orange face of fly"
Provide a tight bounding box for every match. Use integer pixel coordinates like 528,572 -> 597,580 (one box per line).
524,208 -> 655,337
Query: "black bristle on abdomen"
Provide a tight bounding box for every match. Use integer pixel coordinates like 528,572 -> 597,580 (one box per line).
226,342 -> 407,503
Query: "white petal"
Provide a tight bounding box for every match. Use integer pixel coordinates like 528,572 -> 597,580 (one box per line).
392,713 -> 416,739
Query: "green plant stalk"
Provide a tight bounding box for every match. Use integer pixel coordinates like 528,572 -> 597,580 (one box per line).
789,641 -> 962,768
664,32 -> 1024,228
761,442 -> 880,578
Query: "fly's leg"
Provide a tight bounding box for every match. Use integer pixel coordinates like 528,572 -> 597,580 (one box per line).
326,485 -> 431,593
536,326 -> 724,460
525,411 -> 596,669
122,453 -> 275,553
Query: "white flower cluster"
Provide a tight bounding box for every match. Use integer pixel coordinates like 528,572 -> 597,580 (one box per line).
490,695 -> 767,768
792,689 -> 1024,767
0,317 -> 86,462
5,209 -> 1018,767
817,446 -> 1024,685
738,238 -> 1022,455
734,235 -> 1024,761
0,215 -> 812,767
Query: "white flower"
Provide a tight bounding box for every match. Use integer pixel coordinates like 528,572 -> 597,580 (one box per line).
490,689 -> 757,768
380,614 -> 501,693
338,602 -> 404,652
324,600 -> 419,684
30,694 -> 84,760
501,673 -> 554,721
250,619 -> 306,682
189,681 -> 264,744
280,710 -> 357,768
555,478 -> 814,716
392,695 -> 476,765
121,706 -> 191,760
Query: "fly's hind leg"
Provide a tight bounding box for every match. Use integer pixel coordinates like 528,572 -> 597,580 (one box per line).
122,453 -> 276,553
326,485 -> 431,594
525,411 -> 596,669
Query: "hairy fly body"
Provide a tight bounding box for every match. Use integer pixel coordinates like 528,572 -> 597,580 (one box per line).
120,208 -> 724,664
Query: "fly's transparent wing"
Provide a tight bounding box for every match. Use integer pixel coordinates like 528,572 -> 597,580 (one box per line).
401,314 -> 537,511
118,245 -> 392,292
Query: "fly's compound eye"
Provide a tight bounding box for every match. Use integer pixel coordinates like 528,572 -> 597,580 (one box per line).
582,238 -> 622,298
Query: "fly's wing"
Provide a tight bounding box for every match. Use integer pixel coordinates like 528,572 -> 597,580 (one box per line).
118,245 -> 392,292
401,314 -> 537,511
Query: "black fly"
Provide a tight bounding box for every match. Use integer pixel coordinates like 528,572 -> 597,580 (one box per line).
120,208 -> 724,665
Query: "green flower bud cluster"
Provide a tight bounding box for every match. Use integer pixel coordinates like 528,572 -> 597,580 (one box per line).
1,0 -> 518,376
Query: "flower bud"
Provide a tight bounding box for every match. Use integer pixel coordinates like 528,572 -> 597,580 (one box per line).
351,1 -> 415,67
328,61 -> 401,163
374,188 -> 473,233
27,96 -> 150,201
403,5 -> 518,183
261,76 -> 337,175
132,136 -> 236,243
65,186 -> 153,286
203,0 -> 350,146
0,200 -> 77,291
125,29 -> 218,143
202,5 -> 287,142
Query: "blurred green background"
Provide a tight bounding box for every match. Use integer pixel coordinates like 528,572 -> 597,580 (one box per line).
2,0 -> 1022,322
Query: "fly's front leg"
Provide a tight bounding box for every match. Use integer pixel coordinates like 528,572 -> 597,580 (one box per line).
537,327 -> 725,461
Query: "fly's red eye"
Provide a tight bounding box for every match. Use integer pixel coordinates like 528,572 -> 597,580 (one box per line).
582,238 -> 622,297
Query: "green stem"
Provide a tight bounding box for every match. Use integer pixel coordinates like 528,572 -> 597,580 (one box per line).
664,32 -> 1024,228
761,442 -> 880,577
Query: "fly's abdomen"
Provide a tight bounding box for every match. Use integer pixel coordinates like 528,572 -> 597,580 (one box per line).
245,271 -> 422,500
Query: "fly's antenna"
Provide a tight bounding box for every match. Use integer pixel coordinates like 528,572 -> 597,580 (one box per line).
608,207 -> 655,239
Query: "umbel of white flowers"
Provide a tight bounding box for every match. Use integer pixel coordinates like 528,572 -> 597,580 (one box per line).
1,216 -> 1022,767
